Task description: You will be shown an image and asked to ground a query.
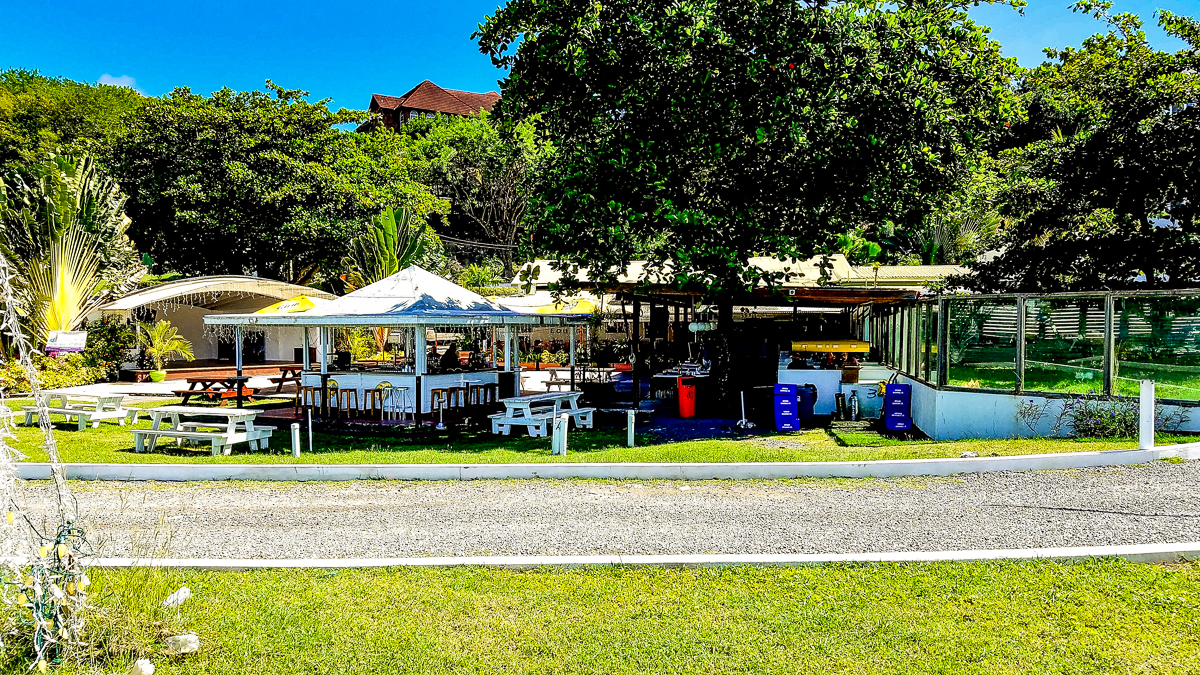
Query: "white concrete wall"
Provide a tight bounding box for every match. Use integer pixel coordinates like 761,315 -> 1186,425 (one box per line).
898,376 -> 1200,440
150,305 -> 218,361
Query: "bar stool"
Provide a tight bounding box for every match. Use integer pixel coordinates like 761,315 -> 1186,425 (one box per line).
445,386 -> 467,409
363,388 -> 386,420
336,388 -> 359,419
322,384 -> 339,419
381,385 -> 411,422
297,386 -> 323,416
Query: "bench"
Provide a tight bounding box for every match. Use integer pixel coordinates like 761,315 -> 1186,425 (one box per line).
269,376 -> 299,393
489,411 -> 556,437
132,426 -> 275,456
562,407 -> 596,429
543,378 -> 573,391
23,397 -> 139,431
178,422 -> 276,450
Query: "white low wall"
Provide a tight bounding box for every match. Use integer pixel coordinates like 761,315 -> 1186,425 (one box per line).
899,376 -> 1200,441
17,442 -> 1200,481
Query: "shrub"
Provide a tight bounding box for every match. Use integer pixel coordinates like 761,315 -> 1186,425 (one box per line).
1060,392 -> 1191,439
0,353 -> 107,393
81,316 -> 136,381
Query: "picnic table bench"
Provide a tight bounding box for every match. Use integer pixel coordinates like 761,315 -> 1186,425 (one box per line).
489,391 -> 595,437
22,392 -> 139,431
132,406 -> 274,455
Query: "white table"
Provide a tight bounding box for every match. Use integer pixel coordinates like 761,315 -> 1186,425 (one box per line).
490,392 -> 593,437
23,391 -> 138,430
133,406 -> 273,455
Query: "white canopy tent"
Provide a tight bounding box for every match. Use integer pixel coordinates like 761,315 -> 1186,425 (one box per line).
204,266 -> 589,416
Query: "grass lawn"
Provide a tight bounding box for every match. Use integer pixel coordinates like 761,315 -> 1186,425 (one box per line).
5,398 -> 1192,465
21,560 -> 1200,674
947,363 -> 1200,400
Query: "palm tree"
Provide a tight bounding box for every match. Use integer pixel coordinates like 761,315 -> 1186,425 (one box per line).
342,206 -> 432,352
137,320 -> 195,372
0,153 -> 144,345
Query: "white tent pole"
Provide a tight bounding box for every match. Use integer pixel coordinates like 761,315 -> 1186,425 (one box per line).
503,326 -> 512,372
415,326 -> 427,375
302,329 -> 310,370
569,326 -> 576,390
235,326 -> 243,377
319,328 -> 328,375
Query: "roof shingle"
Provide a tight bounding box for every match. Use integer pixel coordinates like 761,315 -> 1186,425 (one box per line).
369,80 -> 500,117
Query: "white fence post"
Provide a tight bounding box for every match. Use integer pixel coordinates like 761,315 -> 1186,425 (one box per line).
291,423 -> 301,457
1140,379 -> 1155,450
627,409 -> 636,448
552,413 -> 568,455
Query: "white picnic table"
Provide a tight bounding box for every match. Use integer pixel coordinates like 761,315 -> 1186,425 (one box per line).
490,391 -> 594,437
22,390 -> 138,431
133,405 -> 274,455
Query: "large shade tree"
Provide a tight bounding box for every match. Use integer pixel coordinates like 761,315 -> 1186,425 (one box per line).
963,2 -> 1200,292
401,113 -> 550,278
106,82 -> 446,283
476,0 -> 1024,296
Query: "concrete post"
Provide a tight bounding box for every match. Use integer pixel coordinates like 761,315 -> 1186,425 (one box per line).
1140,379 -> 1155,450
291,423 -> 301,457
627,409 -> 636,447
552,413 -> 568,455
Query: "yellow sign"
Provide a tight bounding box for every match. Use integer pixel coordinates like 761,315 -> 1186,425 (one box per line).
791,340 -> 869,353
533,299 -> 596,315
255,296 -> 322,314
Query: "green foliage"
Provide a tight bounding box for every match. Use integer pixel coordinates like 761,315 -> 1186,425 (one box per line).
80,315 -> 135,381
0,153 -> 142,343
136,320 -> 194,371
834,231 -> 881,264
105,82 -> 446,282
476,0 -> 1023,296
399,113 -> 548,276
0,352 -> 106,392
456,263 -> 499,291
965,4 -> 1200,291
341,207 -> 431,290
0,70 -> 144,170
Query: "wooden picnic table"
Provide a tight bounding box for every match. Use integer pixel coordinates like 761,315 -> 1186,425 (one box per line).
175,376 -> 254,407
133,405 -> 273,455
490,391 -> 594,437
271,366 -> 303,393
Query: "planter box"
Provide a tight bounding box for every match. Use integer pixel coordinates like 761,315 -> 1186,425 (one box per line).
121,369 -> 154,383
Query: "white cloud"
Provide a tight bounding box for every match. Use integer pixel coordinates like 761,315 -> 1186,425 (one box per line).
98,74 -> 144,94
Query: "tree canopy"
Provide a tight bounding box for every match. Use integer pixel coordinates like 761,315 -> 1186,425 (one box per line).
400,113 -> 550,277
0,70 -> 144,170
963,2 -> 1200,292
477,0 -> 1023,296
105,82 -> 446,282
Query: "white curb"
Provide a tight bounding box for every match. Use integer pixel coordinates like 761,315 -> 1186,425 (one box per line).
17,442 -> 1200,482
89,541 -> 1200,570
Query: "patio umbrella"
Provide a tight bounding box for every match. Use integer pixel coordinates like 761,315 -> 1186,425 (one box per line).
255,296 -> 329,314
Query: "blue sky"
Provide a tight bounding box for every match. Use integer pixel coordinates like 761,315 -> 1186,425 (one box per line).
1,1 -> 1197,111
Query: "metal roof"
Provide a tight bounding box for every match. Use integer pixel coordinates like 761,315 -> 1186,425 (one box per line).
101,276 -> 335,311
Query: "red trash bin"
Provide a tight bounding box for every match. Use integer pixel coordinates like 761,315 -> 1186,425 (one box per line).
678,376 -> 697,418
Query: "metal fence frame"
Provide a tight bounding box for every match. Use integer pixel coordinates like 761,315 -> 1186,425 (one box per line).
871,289 -> 1200,407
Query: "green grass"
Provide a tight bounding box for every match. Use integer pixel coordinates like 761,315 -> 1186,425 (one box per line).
26,560 -> 1200,674
6,399 -> 1191,465
947,363 -> 1200,400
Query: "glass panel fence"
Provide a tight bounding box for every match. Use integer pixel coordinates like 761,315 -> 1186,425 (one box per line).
1114,295 -> 1200,401
946,297 -> 1018,390
1024,297 -> 1106,395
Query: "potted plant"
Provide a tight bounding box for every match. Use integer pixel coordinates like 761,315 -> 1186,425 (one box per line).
137,320 -> 195,382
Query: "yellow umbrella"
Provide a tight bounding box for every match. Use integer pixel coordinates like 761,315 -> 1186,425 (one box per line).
533,299 -> 596,315
255,296 -> 324,314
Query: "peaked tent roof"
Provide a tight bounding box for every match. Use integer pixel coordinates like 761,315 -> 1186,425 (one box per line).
204,266 -> 586,327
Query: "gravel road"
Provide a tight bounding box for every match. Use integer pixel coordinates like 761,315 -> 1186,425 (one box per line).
21,460 -> 1200,558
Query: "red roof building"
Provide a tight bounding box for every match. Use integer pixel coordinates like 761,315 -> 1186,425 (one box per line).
357,80 -> 501,132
